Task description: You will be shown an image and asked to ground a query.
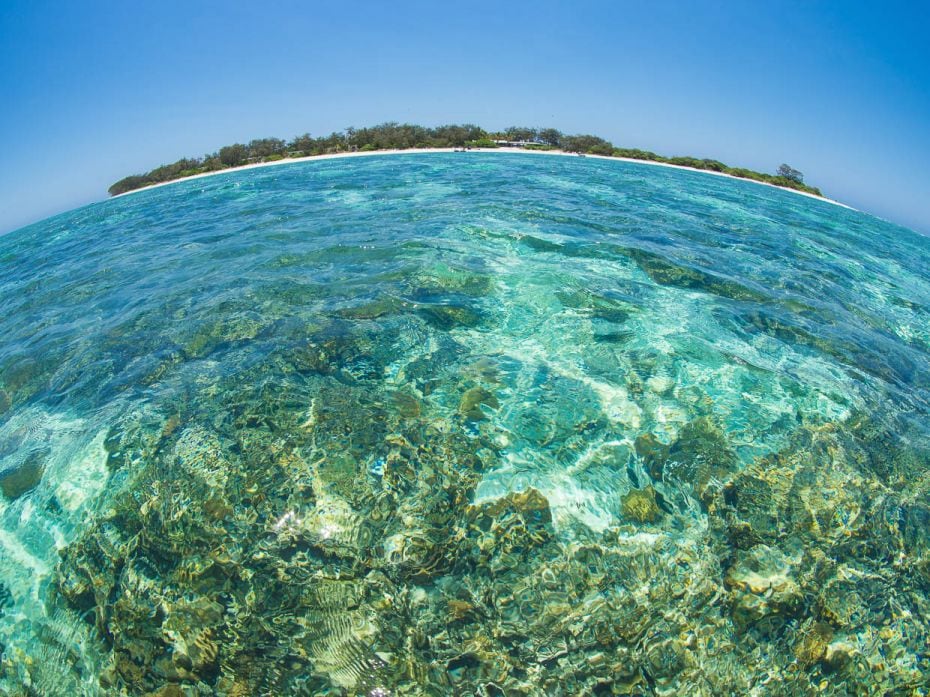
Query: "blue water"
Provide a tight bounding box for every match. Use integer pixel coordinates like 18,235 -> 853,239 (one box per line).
1,153 -> 929,694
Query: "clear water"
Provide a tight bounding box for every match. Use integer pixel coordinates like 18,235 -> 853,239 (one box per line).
1,153 -> 929,695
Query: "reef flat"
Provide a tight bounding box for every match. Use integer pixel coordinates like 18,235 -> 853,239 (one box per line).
1,153 -> 929,695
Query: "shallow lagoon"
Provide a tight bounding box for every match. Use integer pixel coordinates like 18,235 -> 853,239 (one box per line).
1,153 -> 929,695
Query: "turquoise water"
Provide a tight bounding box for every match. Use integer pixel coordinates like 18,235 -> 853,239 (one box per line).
1,152 -> 929,695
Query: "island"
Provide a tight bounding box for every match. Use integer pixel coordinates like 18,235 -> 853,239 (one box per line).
108,123 -> 823,198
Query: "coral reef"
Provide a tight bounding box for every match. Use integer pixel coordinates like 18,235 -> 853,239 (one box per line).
13,342 -> 926,696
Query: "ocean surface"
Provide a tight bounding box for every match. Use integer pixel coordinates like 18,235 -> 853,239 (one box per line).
1,152 -> 929,695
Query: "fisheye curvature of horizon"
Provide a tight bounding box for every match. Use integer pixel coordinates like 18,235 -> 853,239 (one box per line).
0,0 -> 928,235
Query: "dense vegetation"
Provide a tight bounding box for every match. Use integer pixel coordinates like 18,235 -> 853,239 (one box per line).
108,123 -> 822,197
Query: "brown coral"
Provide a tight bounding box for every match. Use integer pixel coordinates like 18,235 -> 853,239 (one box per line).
621,485 -> 661,523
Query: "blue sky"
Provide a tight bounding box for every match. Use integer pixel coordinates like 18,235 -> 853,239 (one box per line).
1,0 -> 928,234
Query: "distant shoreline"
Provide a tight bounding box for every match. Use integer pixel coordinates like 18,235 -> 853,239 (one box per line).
114,147 -> 855,210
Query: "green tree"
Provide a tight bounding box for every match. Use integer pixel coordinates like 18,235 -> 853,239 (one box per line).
219,144 -> 248,167
505,126 -> 538,142
248,138 -> 286,159
613,148 -> 659,161
432,124 -> 485,147
288,133 -> 316,155
108,175 -> 149,196
538,128 -> 562,147
561,134 -> 613,155
777,164 -> 804,183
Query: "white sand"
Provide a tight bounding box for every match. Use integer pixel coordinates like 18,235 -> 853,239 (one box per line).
114,146 -> 855,210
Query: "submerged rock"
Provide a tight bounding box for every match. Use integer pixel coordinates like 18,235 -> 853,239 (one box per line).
621,485 -> 661,523
624,247 -> 768,302
794,621 -> 834,666
407,266 -> 494,298
0,449 -> 45,499
418,303 -> 482,330
635,432 -> 669,481
458,386 -> 499,421
391,390 -> 421,419
337,295 -> 408,320
664,416 -> 739,503
726,545 -> 802,630
556,288 -> 638,325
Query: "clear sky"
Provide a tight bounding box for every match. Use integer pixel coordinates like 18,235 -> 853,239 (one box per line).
1,0 -> 928,235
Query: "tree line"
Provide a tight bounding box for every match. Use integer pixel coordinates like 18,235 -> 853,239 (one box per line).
108,123 -> 821,197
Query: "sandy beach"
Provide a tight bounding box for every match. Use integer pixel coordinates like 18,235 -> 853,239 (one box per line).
115,147 -> 855,210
